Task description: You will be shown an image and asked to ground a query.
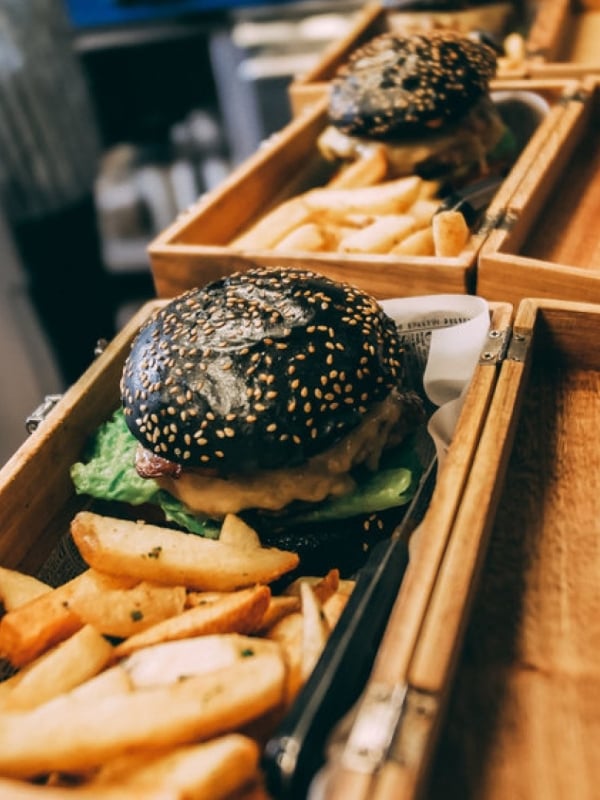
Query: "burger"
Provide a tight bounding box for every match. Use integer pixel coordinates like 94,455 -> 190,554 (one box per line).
317,30 -> 516,185
71,268 -> 426,575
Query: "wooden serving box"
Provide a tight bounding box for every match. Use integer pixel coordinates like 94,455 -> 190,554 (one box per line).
2,289 -> 598,797
147,79 -> 568,303
0,301 -> 164,576
287,0 -> 577,117
0,294 -> 512,793
527,0 -> 600,79
324,296 -> 600,800
477,76 -> 600,307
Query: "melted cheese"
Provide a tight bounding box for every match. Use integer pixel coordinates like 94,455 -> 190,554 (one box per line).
157,392 -> 406,517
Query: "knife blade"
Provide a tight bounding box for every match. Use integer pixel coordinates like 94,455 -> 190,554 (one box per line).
262,446 -> 438,800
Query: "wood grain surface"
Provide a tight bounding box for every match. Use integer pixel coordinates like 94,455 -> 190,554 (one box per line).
426,312 -> 600,800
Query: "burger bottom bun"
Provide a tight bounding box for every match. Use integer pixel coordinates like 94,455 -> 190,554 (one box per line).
243,505 -> 408,584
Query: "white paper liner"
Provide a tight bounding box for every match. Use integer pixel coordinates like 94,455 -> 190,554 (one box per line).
382,293 -> 490,464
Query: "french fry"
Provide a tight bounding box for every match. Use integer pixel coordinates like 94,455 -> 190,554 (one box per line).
68,570 -> 186,639
322,591 -> 350,630
339,214 -> 416,254
120,634 -> 281,688
303,175 -> 422,217
0,567 -> 51,611
417,179 -> 442,199
408,198 -> 442,229
90,734 -> 260,800
327,143 -> 389,188
0,573 -> 87,667
255,595 -> 300,634
218,514 -> 262,550
390,226 -> 435,256
273,222 -> 328,252
0,652 -> 285,777
432,209 -> 470,257
337,578 -> 357,596
283,568 -> 340,604
230,196 -> 311,249
184,591 -> 227,608
300,583 -> 330,681
61,664 -> 132,705
71,512 -> 299,591
0,625 -> 113,712
266,612 -> 304,706
113,585 -> 271,658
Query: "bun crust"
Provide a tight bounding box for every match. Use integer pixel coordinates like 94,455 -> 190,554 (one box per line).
329,31 -> 497,139
121,268 -> 405,473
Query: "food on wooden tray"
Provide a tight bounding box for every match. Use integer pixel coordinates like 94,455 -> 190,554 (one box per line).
232,172 -> 471,257
231,31 -> 518,260
0,511 -> 353,797
232,172 -> 467,257
72,267 -> 427,574
319,30 -> 516,184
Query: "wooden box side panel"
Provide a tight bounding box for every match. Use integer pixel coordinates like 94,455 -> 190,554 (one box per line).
425,297 -> 600,800
524,0 -> 600,78
323,302 -> 514,800
150,242 -> 476,301
478,79 -> 600,306
0,303 -> 162,574
370,302 -> 514,686
526,0 -> 573,62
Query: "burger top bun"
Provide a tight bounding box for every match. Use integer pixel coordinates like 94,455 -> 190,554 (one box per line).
121,267 -> 406,474
328,30 -> 498,139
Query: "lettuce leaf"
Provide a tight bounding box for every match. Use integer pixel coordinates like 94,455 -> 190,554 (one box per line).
283,438 -> 419,525
71,409 -> 418,537
70,410 -> 219,537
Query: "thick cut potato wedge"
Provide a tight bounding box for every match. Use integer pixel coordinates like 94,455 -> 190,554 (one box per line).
0,567 -> 51,611
120,633 -> 281,688
0,652 -> 285,777
0,625 -> 113,711
113,585 -> 271,658
90,733 -> 260,800
70,512 -> 299,591
69,570 -> 187,639
0,574 -> 87,667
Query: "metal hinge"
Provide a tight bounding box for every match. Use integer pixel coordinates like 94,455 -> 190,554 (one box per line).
479,325 -> 532,366
479,326 -> 510,365
25,338 -> 107,435
505,327 -> 532,362
25,394 -> 63,434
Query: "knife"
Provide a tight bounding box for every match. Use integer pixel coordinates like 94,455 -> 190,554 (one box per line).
262,447 -> 438,800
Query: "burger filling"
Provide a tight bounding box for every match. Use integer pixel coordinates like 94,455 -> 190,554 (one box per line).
136,389 -> 416,518
318,95 -> 510,181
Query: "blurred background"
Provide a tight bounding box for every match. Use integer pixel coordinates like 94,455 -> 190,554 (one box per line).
0,0 -> 362,466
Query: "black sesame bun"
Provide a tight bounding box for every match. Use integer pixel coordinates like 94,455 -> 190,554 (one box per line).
122,267 -> 405,473
319,30 -> 511,183
120,268 -> 425,564
329,31 -> 496,138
